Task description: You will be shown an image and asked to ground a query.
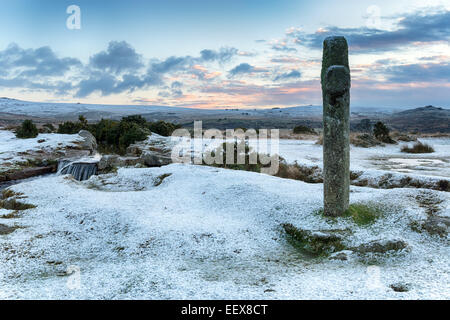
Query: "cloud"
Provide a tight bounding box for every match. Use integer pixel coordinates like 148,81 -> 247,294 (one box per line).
228,63 -> 256,77
0,43 -> 80,95
171,81 -> 183,89
149,47 -> 238,75
90,41 -> 144,74
75,71 -> 162,97
158,81 -> 184,98
384,62 -> 450,83
0,43 -> 81,78
75,73 -> 117,97
150,56 -> 191,74
288,9 -> 450,52
271,44 -> 297,52
274,70 -> 301,81
199,47 -> 238,63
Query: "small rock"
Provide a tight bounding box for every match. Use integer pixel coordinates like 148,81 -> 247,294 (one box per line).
283,224 -> 346,255
329,250 -> 354,261
390,282 -> 410,292
141,151 -> 172,167
0,224 -> 17,235
98,155 -> 143,170
351,134 -> 383,148
354,239 -> 408,254
422,215 -> 450,237
37,139 -> 46,143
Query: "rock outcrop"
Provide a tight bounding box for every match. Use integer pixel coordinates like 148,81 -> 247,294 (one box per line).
126,133 -> 174,167
78,130 -> 98,154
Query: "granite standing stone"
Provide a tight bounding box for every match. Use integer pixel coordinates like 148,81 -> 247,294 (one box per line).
321,36 -> 351,216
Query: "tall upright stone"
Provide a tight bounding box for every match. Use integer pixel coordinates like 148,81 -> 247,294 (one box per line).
321,36 -> 351,217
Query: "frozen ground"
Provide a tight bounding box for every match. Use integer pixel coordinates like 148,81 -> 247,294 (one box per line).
0,164 -> 449,299
178,135 -> 450,178
0,131 -> 449,299
275,138 -> 450,178
0,130 -> 83,172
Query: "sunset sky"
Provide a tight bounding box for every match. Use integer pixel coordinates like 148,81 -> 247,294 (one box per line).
0,0 -> 449,108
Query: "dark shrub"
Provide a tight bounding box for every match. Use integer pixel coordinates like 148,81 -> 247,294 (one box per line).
56,114 -> 180,155
58,121 -> 83,134
122,115 -> 147,126
373,121 -> 395,143
293,125 -> 316,135
16,120 -> 38,139
88,116 -> 151,154
437,180 -> 449,192
118,122 -> 148,150
58,115 -> 88,134
148,120 -> 181,136
401,141 -> 434,154
43,123 -> 55,132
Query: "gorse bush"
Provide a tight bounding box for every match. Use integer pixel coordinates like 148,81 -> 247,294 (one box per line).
56,114 -> 181,155
57,115 -> 89,134
16,120 -> 38,139
89,118 -> 149,154
148,120 -> 181,137
293,125 -> 316,135
373,121 -> 395,144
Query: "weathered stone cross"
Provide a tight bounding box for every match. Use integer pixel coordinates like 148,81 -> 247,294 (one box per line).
321,36 -> 351,217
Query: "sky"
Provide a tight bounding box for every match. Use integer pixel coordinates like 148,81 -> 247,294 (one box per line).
0,0 -> 449,109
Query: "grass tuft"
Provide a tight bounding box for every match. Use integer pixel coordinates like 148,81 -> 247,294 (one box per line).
315,203 -> 383,226
343,203 -> 383,225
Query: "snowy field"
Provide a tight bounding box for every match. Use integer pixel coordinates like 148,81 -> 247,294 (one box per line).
176,135 -> 450,178
0,130 -> 83,172
276,138 -> 450,178
0,164 -> 449,299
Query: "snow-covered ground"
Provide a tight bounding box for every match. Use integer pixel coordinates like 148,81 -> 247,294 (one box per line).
0,131 -> 449,299
0,130 -> 83,172
0,164 -> 449,299
275,138 -> 450,178
170,135 -> 450,178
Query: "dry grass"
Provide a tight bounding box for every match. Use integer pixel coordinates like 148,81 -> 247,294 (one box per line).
401,141 -> 435,153
276,162 -> 323,183
278,129 -> 320,140
153,173 -> 172,186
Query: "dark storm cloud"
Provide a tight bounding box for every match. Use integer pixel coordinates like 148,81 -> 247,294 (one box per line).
90,41 -> 144,74
289,10 -> 450,52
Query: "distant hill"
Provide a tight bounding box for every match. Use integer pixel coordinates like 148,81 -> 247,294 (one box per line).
388,106 -> 450,133
1,98 -> 449,133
